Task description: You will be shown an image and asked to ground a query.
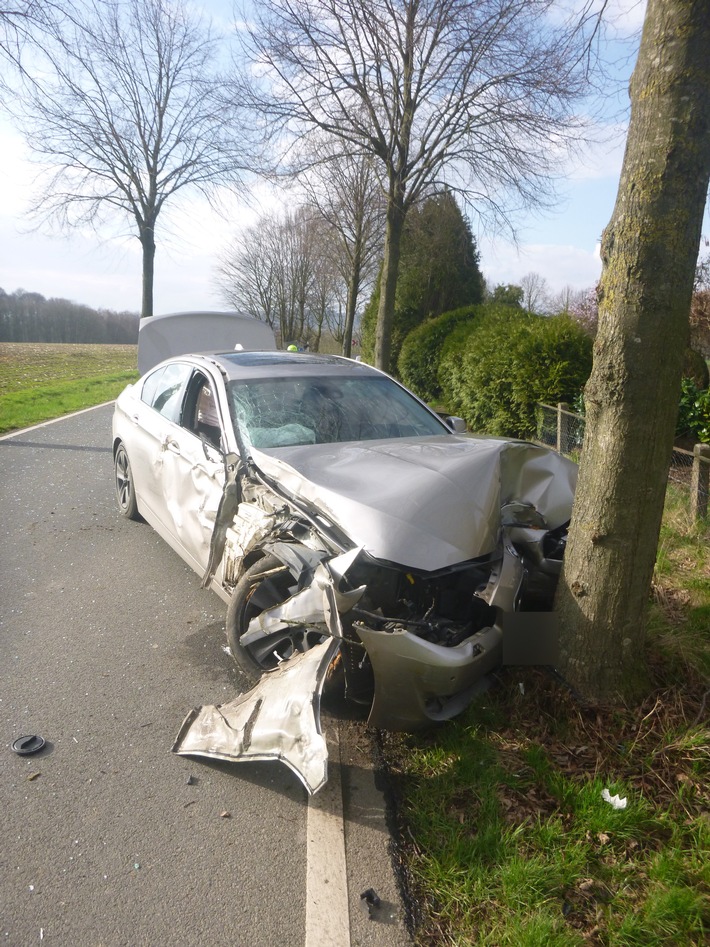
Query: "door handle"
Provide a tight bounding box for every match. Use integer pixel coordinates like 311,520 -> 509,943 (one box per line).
165,438 -> 181,455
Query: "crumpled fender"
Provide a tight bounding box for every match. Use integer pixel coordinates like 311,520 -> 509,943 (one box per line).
202,452 -> 241,588
240,547 -> 366,652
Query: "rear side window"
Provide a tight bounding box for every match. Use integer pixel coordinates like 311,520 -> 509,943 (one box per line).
140,367 -> 166,407
140,363 -> 192,423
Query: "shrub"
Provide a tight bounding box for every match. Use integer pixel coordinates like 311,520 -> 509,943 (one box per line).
676,378 -> 710,443
683,347 -> 710,389
438,310 -> 593,437
397,305 -> 481,400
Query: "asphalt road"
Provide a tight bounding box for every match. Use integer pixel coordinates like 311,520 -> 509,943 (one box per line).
0,405 -> 410,947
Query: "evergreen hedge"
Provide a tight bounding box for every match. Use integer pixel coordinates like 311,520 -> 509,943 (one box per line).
437,309 -> 593,437
397,305 -> 481,400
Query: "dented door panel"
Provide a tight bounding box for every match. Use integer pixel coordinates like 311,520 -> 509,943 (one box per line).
160,431 -> 225,573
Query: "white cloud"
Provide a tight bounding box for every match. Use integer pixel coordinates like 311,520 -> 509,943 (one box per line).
0,111 -> 289,313
551,0 -> 646,37
481,237 -> 602,293
603,0 -> 647,37
0,123 -> 35,217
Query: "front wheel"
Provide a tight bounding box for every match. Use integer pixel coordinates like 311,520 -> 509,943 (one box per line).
226,554 -> 327,681
114,443 -> 140,520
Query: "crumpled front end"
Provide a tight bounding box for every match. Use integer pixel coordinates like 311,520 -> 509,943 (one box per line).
235,536 -> 526,732
174,437 -> 576,790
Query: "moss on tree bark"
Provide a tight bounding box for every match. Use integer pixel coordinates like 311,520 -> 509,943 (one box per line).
555,0 -> 710,702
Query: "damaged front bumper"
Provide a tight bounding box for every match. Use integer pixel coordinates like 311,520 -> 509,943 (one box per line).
173,541 -> 534,792
356,622 -> 502,730
173,638 -> 340,794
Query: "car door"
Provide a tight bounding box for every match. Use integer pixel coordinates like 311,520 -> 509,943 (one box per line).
159,369 -> 227,575
125,361 -> 194,525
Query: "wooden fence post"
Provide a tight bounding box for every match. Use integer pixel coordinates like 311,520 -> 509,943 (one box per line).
690,443 -> 710,520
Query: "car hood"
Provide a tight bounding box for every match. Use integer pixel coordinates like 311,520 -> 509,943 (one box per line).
253,435 -> 577,571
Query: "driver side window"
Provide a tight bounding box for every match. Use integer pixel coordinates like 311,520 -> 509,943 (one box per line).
182,371 -> 224,451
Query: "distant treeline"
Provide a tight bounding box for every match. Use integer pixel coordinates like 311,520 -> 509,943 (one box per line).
0,288 -> 139,344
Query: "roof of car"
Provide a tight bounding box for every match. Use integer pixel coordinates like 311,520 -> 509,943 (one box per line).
205,350 -> 382,381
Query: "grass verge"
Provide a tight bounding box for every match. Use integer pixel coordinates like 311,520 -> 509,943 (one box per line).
0,342 -> 138,433
382,488 -> 709,946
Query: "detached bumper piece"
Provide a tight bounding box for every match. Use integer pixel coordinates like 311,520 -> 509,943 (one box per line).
172,638 -> 340,794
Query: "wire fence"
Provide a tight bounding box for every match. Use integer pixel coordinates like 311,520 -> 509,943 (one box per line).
535,402 -> 585,458
535,402 -> 710,521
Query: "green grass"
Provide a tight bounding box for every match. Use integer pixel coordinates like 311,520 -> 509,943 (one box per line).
382,489 -> 710,946
0,342 -> 138,433
650,487 -> 710,681
384,690 -> 709,945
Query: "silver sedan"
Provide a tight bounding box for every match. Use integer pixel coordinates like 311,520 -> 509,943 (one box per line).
113,350 -> 576,792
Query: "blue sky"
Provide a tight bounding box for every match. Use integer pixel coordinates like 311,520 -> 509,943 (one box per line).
1,0 -> 687,316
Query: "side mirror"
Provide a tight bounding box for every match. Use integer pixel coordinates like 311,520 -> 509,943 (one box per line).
445,416 -> 467,434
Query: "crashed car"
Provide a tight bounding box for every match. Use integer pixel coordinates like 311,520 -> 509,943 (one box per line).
112,350 -> 576,792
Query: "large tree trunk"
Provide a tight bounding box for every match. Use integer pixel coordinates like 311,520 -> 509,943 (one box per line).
555,0 -> 710,702
140,225 -> 156,320
375,185 -> 406,372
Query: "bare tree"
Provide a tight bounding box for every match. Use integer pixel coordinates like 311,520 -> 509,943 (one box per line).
273,207 -> 318,345
0,2 -> 65,80
549,284 -> 586,315
555,0 -> 710,702
16,0 -> 254,318
0,286 -> 138,342
520,271 -> 550,313
1,2 -> 39,70
217,205 -> 341,349
299,142 -> 385,356
690,240 -> 710,357
235,0 -> 602,370
217,217 -> 280,329
308,239 -> 342,352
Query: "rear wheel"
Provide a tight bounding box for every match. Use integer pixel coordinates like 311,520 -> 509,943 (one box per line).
226,554 -> 327,681
114,443 -> 140,520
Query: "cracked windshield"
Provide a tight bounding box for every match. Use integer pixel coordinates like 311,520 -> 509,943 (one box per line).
228,375 -> 446,448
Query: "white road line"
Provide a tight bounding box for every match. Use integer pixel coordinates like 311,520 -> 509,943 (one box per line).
305,727 -> 351,947
0,401 -> 116,441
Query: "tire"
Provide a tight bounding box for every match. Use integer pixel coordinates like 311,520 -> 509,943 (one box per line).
226,554 -> 327,681
114,443 -> 140,521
